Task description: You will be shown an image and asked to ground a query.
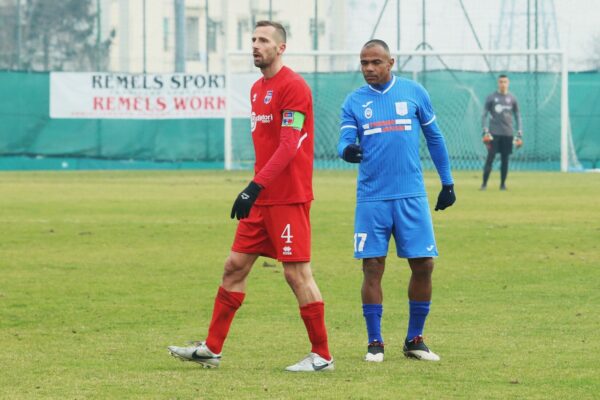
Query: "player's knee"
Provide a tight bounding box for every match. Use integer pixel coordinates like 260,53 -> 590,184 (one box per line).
363,257 -> 385,269
223,256 -> 249,279
283,268 -> 299,288
283,263 -> 311,289
409,257 -> 434,278
362,257 -> 385,282
284,269 -> 305,292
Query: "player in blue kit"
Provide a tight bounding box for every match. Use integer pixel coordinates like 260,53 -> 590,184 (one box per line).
337,39 -> 456,362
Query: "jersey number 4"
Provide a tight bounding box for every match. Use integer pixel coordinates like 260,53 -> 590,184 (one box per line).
354,233 -> 367,252
281,224 -> 293,244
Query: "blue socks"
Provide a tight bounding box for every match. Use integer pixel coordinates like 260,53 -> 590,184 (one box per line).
363,301 -> 431,343
407,300 -> 431,340
362,304 -> 383,343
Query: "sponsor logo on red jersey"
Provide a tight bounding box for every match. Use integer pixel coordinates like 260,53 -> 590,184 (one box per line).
251,112 -> 273,132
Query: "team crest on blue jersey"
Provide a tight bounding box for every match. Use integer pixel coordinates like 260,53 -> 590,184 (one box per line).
364,107 -> 373,119
264,90 -> 273,104
395,101 -> 408,116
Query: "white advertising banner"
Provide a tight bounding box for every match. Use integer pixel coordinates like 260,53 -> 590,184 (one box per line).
49,72 -> 255,119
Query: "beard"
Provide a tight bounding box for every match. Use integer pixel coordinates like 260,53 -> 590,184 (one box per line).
253,52 -> 274,69
254,59 -> 268,68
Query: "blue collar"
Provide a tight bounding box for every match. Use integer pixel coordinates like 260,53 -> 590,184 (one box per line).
372,76 -> 394,90
369,76 -> 396,94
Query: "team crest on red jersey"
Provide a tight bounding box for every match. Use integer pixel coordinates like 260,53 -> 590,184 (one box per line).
264,90 -> 273,104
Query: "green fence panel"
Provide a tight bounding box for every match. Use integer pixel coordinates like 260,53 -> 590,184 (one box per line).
569,71 -> 600,169
0,70 -> 598,170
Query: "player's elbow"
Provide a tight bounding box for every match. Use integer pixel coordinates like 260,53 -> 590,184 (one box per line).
279,128 -> 304,155
277,144 -> 298,163
422,128 -> 443,142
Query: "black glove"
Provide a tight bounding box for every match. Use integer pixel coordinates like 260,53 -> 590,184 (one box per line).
230,181 -> 262,220
342,144 -> 363,163
435,184 -> 456,211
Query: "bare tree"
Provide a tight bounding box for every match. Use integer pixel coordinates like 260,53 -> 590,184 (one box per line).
0,0 -> 20,69
0,0 -> 113,71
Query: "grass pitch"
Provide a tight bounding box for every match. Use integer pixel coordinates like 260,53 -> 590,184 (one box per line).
0,170 -> 598,399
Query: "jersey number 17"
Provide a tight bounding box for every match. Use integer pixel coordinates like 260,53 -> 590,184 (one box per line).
354,233 -> 367,252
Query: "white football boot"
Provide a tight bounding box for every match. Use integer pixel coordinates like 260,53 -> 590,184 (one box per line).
168,341 -> 221,368
285,353 -> 334,372
403,336 -> 440,361
364,340 -> 384,362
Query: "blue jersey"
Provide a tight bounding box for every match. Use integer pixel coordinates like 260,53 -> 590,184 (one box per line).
338,75 -> 453,202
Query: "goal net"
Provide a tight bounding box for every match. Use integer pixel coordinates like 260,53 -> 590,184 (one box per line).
225,50 -> 580,172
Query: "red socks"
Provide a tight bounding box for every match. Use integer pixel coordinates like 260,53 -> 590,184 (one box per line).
205,289 -> 330,360
205,286 -> 245,354
300,301 -> 331,361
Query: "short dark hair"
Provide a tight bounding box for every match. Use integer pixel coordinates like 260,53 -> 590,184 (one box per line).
363,39 -> 390,55
255,20 -> 286,43
498,74 -> 508,79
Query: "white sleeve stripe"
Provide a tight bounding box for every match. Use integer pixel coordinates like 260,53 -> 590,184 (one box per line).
297,133 -> 308,149
340,125 -> 358,130
421,115 -> 437,126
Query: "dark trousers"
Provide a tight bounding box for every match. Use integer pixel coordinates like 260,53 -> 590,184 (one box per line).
482,135 -> 512,186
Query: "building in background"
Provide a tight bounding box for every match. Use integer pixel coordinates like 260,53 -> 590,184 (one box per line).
2,0 -> 597,73
105,0 -> 347,74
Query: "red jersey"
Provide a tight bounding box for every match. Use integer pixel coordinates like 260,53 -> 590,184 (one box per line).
250,66 -> 314,205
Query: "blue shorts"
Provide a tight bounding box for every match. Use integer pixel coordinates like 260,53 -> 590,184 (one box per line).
354,196 -> 438,259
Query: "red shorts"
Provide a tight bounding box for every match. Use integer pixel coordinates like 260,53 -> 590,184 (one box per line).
231,202 -> 311,262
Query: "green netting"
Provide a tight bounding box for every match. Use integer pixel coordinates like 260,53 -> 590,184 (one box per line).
234,69 -> 565,171
419,70 -> 563,171
1,70 -> 599,170
568,72 -> 600,169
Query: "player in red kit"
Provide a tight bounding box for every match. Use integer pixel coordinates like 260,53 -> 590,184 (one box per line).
168,21 -> 333,372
